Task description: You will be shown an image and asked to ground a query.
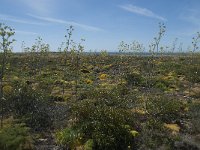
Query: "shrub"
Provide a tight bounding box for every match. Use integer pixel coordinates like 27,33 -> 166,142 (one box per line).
154,81 -> 168,91
3,85 -> 13,96
84,139 -> 93,150
9,83 -> 52,131
184,65 -> 200,83
0,118 -> 33,150
56,87 -> 138,149
125,71 -> 143,86
189,103 -> 200,133
146,96 -> 185,122
56,127 -> 82,149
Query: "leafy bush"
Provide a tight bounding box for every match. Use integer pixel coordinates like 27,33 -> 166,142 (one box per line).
56,87 -> 138,149
84,139 -> 93,150
0,118 -> 33,150
9,83 -> 52,131
184,65 -> 200,83
125,71 -> 143,86
189,103 -> 200,133
154,81 -> 168,91
146,96 -> 185,122
56,127 -> 82,149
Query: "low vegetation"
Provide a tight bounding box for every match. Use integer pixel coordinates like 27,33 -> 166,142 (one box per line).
0,23 -> 200,149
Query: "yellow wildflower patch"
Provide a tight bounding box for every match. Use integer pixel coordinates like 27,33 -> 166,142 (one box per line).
164,123 -> 180,133
3,85 -> 13,95
99,73 -> 108,80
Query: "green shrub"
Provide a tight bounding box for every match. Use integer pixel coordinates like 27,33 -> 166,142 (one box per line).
84,139 -> 93,150
125,71 -> 143,86
146,96 -> 184,122
154,81 -> 168,91
184,65 -> 200,83
0,119 -> 33,150
56,127 -> 81,149
57,86 -> 138,150
9,83 -> 52,131
57,87 -> 138,149
189,103 -> 200,133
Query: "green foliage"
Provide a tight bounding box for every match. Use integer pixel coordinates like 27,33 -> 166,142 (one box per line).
0,119 -> 33,150
154,81 -> 168,91
84,139 -> 94,150
184,65 -> 200,83
0,23 -> 15,53
189,103 -> 200,133
0,23 -> 15,128
146,96 -> 185,122
9,83 -> 52,131
125,71 -> 143,86
0,23 -> 200,149
57,87 -> 138,149
57,86 -> 136,149
56,127 -> 81,149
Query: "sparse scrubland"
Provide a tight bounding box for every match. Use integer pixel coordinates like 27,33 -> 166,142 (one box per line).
0,23 -> 200,149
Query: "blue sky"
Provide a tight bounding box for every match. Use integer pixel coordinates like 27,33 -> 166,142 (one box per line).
0,0 -> 200,52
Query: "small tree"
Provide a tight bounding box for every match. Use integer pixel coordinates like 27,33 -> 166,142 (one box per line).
60,26 -> 85,101
0,23 -> 15,128
149,23 -> 166,55
58,26 -> 74,99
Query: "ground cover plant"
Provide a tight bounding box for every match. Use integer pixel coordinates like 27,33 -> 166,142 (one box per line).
0,23 -> 200,149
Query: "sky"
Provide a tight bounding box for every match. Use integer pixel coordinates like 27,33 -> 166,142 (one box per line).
0,0 -> 200,52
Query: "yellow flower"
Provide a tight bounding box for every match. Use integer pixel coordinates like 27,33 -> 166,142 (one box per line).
164,123 -> 180,134
99,73 -> 108,80
3,85 -> 13,95
130,130 -> 139,137
85,79 -> 93,84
